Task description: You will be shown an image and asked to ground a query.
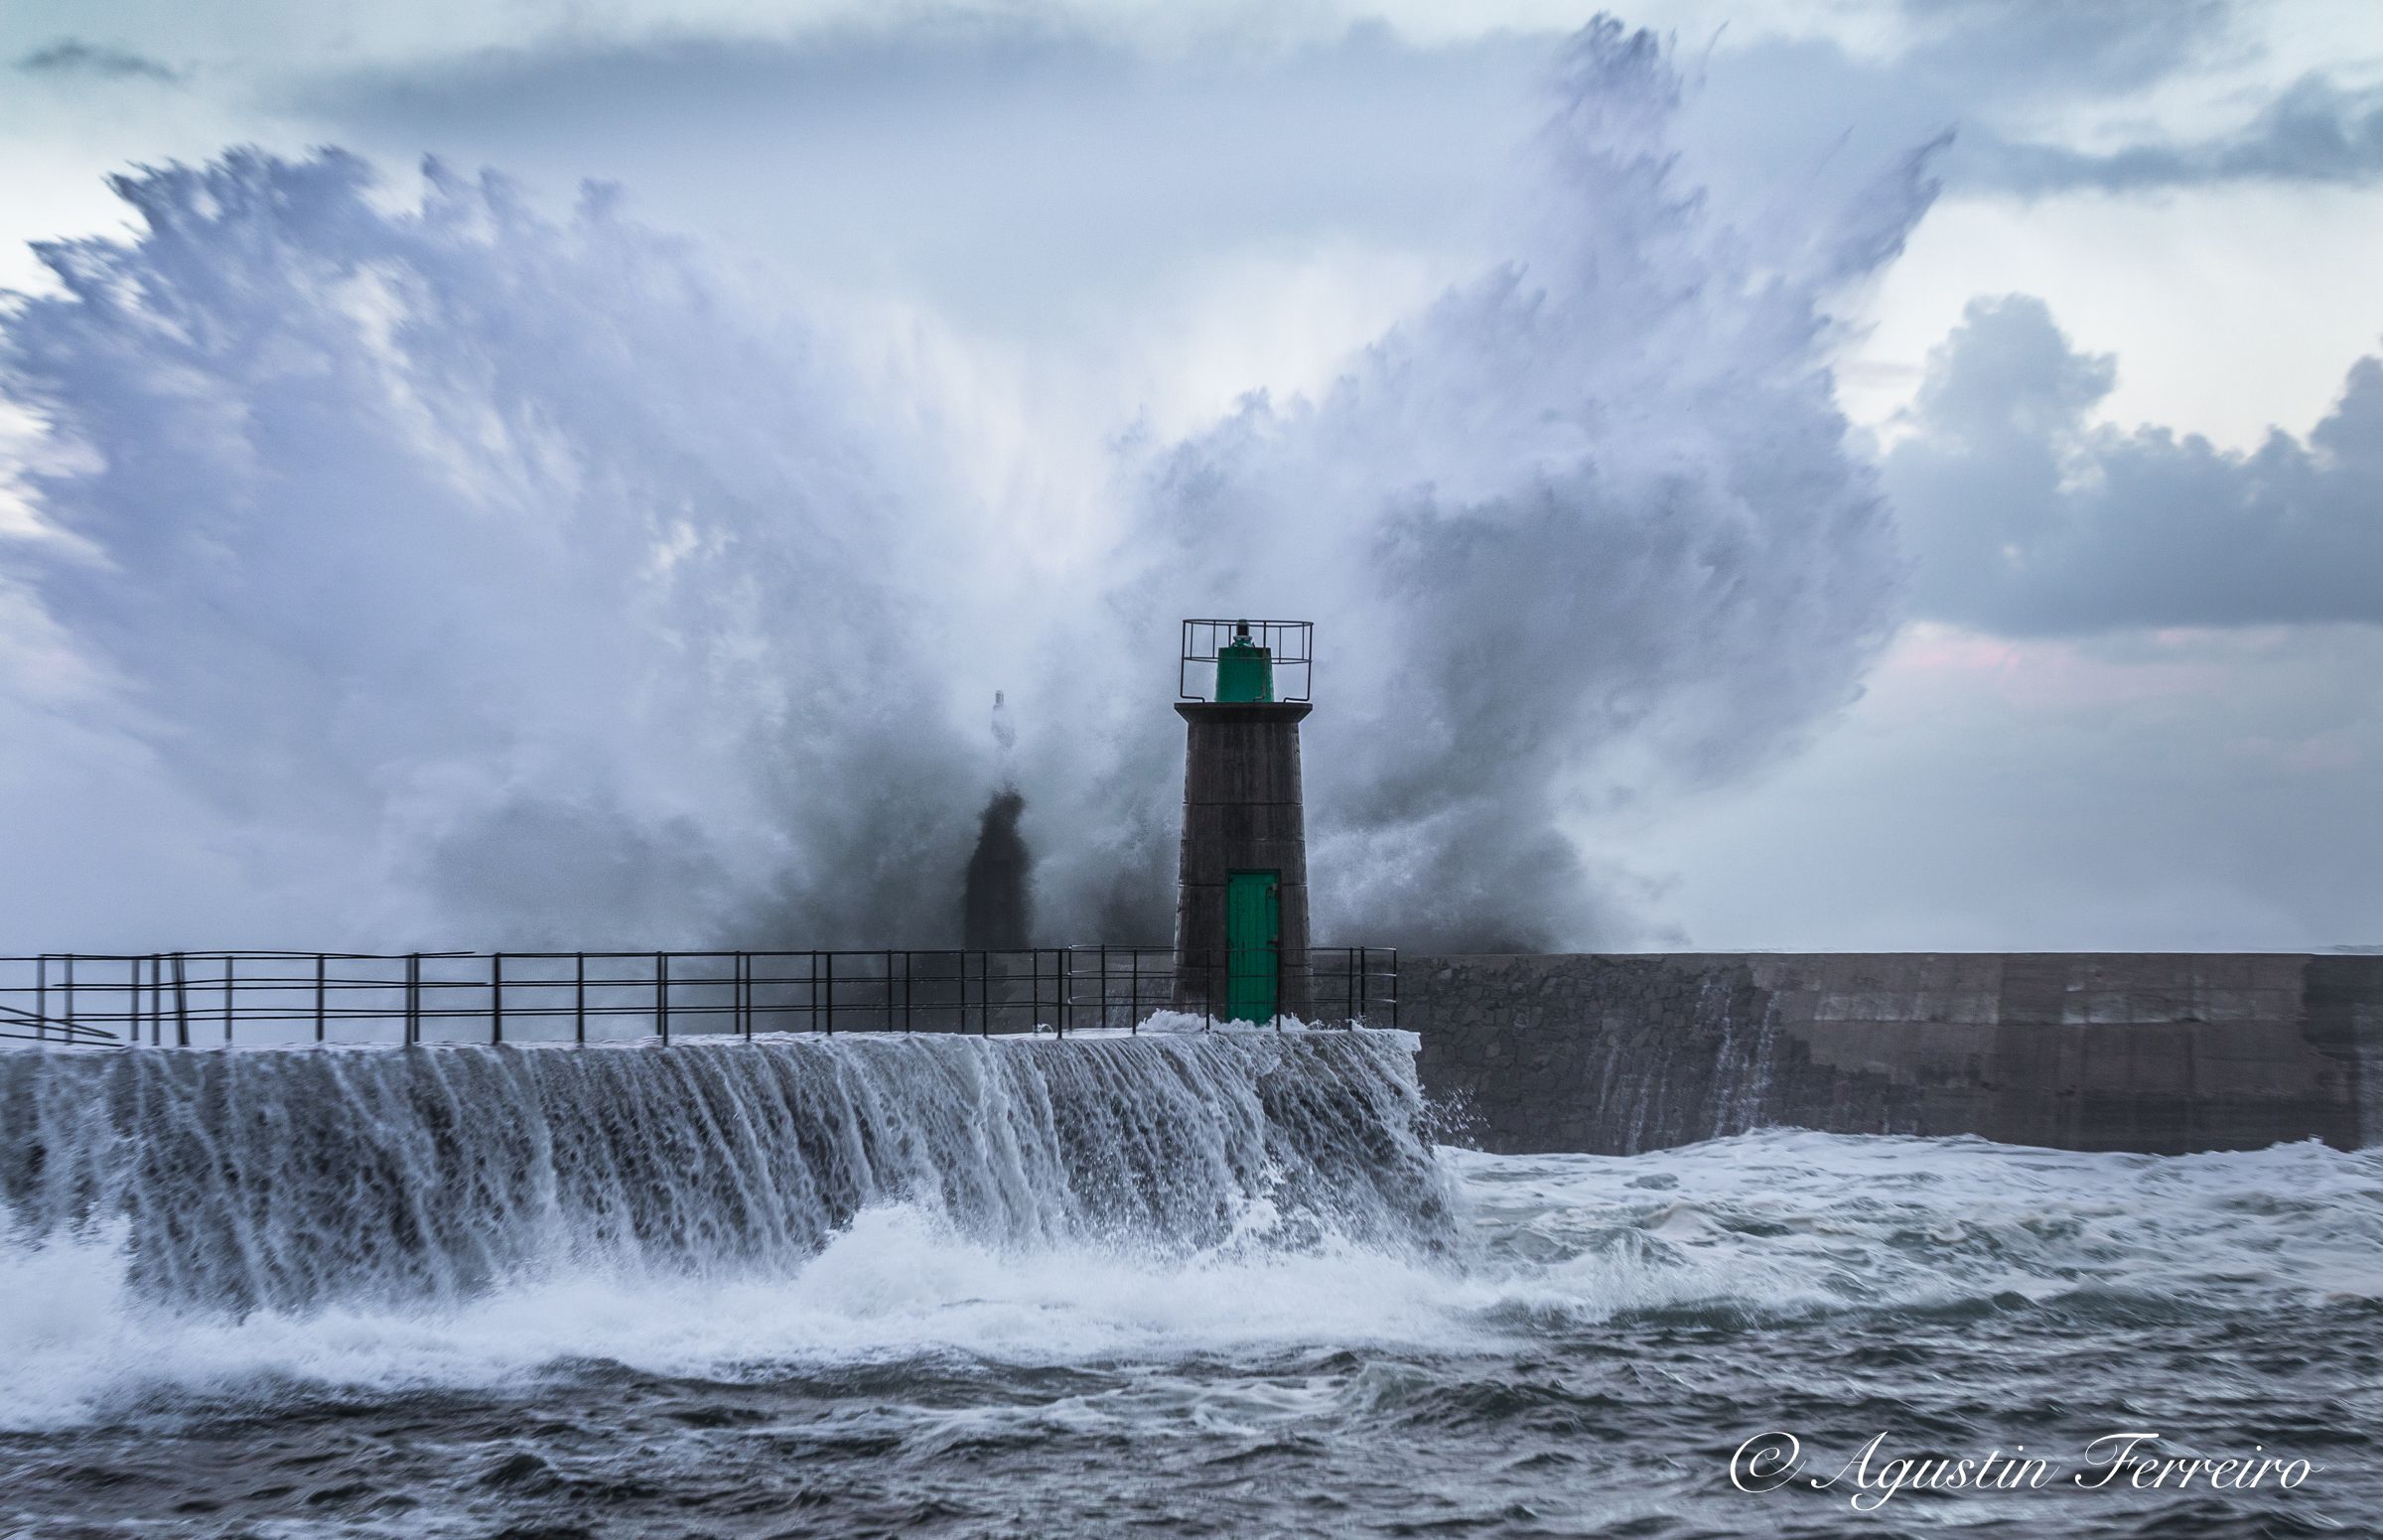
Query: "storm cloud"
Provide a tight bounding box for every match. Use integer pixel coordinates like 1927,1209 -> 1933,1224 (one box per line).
15,39 -> 181,82
1972,74 -> 2383,195
1688,2 -> 2383,201
1889,294 -> 2383,633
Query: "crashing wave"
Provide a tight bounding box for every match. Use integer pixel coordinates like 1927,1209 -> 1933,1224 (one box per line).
0,1031 -> 1452,1313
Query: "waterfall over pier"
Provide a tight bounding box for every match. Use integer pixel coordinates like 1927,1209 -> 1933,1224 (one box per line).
1,1031 -> 1449,1314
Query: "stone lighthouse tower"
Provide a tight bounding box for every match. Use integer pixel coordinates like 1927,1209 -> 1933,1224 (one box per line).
1172,619 -> 1313,1024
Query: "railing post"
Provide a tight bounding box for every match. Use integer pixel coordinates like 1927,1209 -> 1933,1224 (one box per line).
405,953 -> 420,1046
64,954 -> 74,1039
315,954 -> 327,1044
1390,948 -> 1399,1030
150,954 -> 163,1047
884,948 -> 893,1033
1097,945 -> 1108,1031
979,950 -> 989,1036
823,952 -> 834,1037
172,952 -> 189,1047
34,955 -> 46,1044
125,955 -> 139,1049
903,951 -> 913,1035
574,952 -> 587,1045
656,951 -> 669,1044
222,955 -> 234,1045
491,952 -> 503,1046
1355,947 -> 1365,1026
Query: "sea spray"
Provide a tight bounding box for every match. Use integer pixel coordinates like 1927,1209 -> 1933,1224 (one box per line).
0,1031 -> 1452,1314
0,151 -> 998,952
1043,22 -> 1944,950
3,23 -> 1942,957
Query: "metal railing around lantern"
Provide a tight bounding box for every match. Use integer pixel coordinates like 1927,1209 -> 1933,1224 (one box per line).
1179,619 -> 1314,703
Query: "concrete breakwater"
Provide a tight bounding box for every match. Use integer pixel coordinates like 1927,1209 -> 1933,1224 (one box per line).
1406,953 -> 2383,1155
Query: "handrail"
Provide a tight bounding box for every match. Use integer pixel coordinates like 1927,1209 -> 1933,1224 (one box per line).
0,946 -> 1398,1049
0,998 -> 118,1046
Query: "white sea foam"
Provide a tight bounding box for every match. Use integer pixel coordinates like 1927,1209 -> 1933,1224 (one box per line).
0,1206 -> 1486,1430
6,1125 -> 2378,1432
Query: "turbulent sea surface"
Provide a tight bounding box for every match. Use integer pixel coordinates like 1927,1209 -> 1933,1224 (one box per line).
2,1032 -> 2379,1538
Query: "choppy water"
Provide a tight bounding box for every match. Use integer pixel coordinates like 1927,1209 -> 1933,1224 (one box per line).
4,1033 -> 2379,1538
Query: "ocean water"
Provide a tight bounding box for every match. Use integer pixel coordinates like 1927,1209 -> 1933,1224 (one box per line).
2,1033 -> 2378,1538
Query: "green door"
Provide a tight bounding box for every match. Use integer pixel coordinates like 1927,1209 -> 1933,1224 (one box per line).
1225,870 -> 1280,1024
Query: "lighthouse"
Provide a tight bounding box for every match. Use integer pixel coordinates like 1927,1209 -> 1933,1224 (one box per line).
1172,620 -> 1313,1024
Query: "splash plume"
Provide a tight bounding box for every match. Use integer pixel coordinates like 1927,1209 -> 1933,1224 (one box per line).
0,151 -> 995,948
0,22 -> 1936,952
1029,23 -> 1940,949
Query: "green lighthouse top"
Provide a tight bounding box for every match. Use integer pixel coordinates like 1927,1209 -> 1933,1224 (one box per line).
1178,619 -> 1313,703
1213,621 -> 1275,702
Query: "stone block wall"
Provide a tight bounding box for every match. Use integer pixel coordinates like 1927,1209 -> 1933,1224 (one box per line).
1403,953 -> 2380,1155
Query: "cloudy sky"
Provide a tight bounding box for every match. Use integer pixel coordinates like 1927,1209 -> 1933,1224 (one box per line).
4,0 -> 2381,953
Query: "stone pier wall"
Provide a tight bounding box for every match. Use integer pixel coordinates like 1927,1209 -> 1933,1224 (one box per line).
1402,953 -> 2380,1156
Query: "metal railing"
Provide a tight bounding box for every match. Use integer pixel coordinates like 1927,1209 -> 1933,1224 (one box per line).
1180,618 -> 1314,702
0,946 -> 1398,1049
